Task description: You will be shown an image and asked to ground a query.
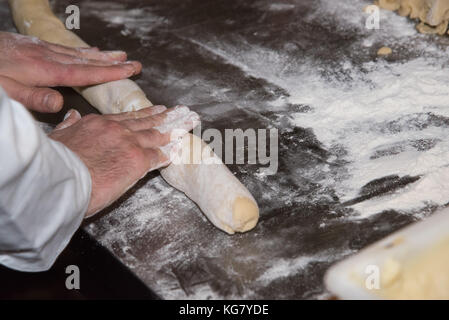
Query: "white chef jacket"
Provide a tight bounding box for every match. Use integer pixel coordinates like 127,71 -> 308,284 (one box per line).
0,87 -> 92,272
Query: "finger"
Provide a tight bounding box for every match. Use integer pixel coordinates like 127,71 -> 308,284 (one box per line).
76,48 -> 127,62
153,109 -> 200,135
45,51 -> 126,66
143,148 -> 170,171
43,42 -> 128,62
0,75 -> 63,112
159,140 -> 183,166
54,109 -> 82,130
104,105 -> 167,121
43,60 -> 142,87
134,128 -> 170,148
121,105 -> 194,131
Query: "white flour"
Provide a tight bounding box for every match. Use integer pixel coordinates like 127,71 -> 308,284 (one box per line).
80,2 -> 168,41
258,249 -> 354,283
181,0 -> 449,218
286,1 -> 449,217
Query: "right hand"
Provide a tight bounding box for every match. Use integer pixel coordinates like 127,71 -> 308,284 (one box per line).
49,105 -> 200,217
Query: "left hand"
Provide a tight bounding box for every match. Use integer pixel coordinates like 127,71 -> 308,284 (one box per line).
0,31 -> 142,113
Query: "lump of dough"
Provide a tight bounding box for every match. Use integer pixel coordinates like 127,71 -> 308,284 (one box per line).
417,19 -> 449,34
380,258 -> 402,287
377,46 -> 393,55
375,237 -> 449,299
378,0 -> 401,11
377,0 -> 449,35
426,0 -> 449,25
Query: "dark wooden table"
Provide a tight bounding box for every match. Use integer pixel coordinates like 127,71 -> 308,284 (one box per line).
1,0 -> 448,299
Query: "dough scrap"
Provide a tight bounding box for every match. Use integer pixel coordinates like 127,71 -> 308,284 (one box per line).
376,0 -> 449,35
376,237 -> 449,299
377,46 -> 393,55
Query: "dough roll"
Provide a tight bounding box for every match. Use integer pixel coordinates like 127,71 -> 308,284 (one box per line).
8,0 -> 259,234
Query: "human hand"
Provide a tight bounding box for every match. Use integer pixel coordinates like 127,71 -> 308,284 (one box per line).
49,105 -> 200,216
0,31 -> 141,113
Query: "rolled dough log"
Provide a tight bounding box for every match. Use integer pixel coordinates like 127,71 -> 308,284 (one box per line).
8,0 -> 259,234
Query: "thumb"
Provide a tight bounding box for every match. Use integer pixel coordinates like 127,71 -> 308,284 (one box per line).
0,75 -> 63,113
54,109 -> 82,130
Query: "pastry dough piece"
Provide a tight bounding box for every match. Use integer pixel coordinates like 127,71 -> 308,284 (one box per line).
377,0 -> 449,35
426,0 -> 449,25
8,0 -> 259,234
377,46 -> 393,55
378,0 -> 401,11
417,19 -> 449,33
376,237 -> 449,299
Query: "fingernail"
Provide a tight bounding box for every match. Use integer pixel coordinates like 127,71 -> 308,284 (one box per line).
63,109 -> 74,121
152,105 -> 167,112
122,62 -> 136,75
105,50 -> 126,56
78,46 -> 95,51
46,94 -> 60,111
63,109 -> 80,121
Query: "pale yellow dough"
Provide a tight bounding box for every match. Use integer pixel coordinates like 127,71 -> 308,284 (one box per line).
8,0 -> 259,234
376,0 -> 449,35
377,46 -> 393,55
376,237 -> 449,299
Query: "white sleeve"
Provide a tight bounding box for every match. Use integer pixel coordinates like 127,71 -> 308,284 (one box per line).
0,88 -> 92,272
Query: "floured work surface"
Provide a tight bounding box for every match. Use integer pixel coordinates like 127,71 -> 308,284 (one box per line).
3,0 -> 449,299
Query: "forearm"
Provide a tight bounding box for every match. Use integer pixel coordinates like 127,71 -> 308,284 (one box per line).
0,88 -> 91,272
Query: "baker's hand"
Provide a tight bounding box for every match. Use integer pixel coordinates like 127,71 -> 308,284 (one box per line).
49,105 -> 200,217
0,31 -> 141,113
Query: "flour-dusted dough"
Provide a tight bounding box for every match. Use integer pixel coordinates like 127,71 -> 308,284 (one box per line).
377,0 -> 449,35
376,237 -> 449,299
160,134 -> 259,234
8,0 -> 259,234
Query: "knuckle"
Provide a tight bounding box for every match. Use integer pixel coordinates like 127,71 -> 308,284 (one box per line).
105,120 -> 126,133
25,88 -> 43,108
83,113 -> 98,120
80,114 -> 103,130
150,129 -> 167,143
127,145 -> 145,165
83,113 -> 101,124
54,66 -> 74,84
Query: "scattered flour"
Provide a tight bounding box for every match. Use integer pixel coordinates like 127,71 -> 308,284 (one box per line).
182,0 -> 449,218
258,249 -> 354,283
81,2 -> 168,41
289,58 -> 449,212
268,3 -> 296,11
